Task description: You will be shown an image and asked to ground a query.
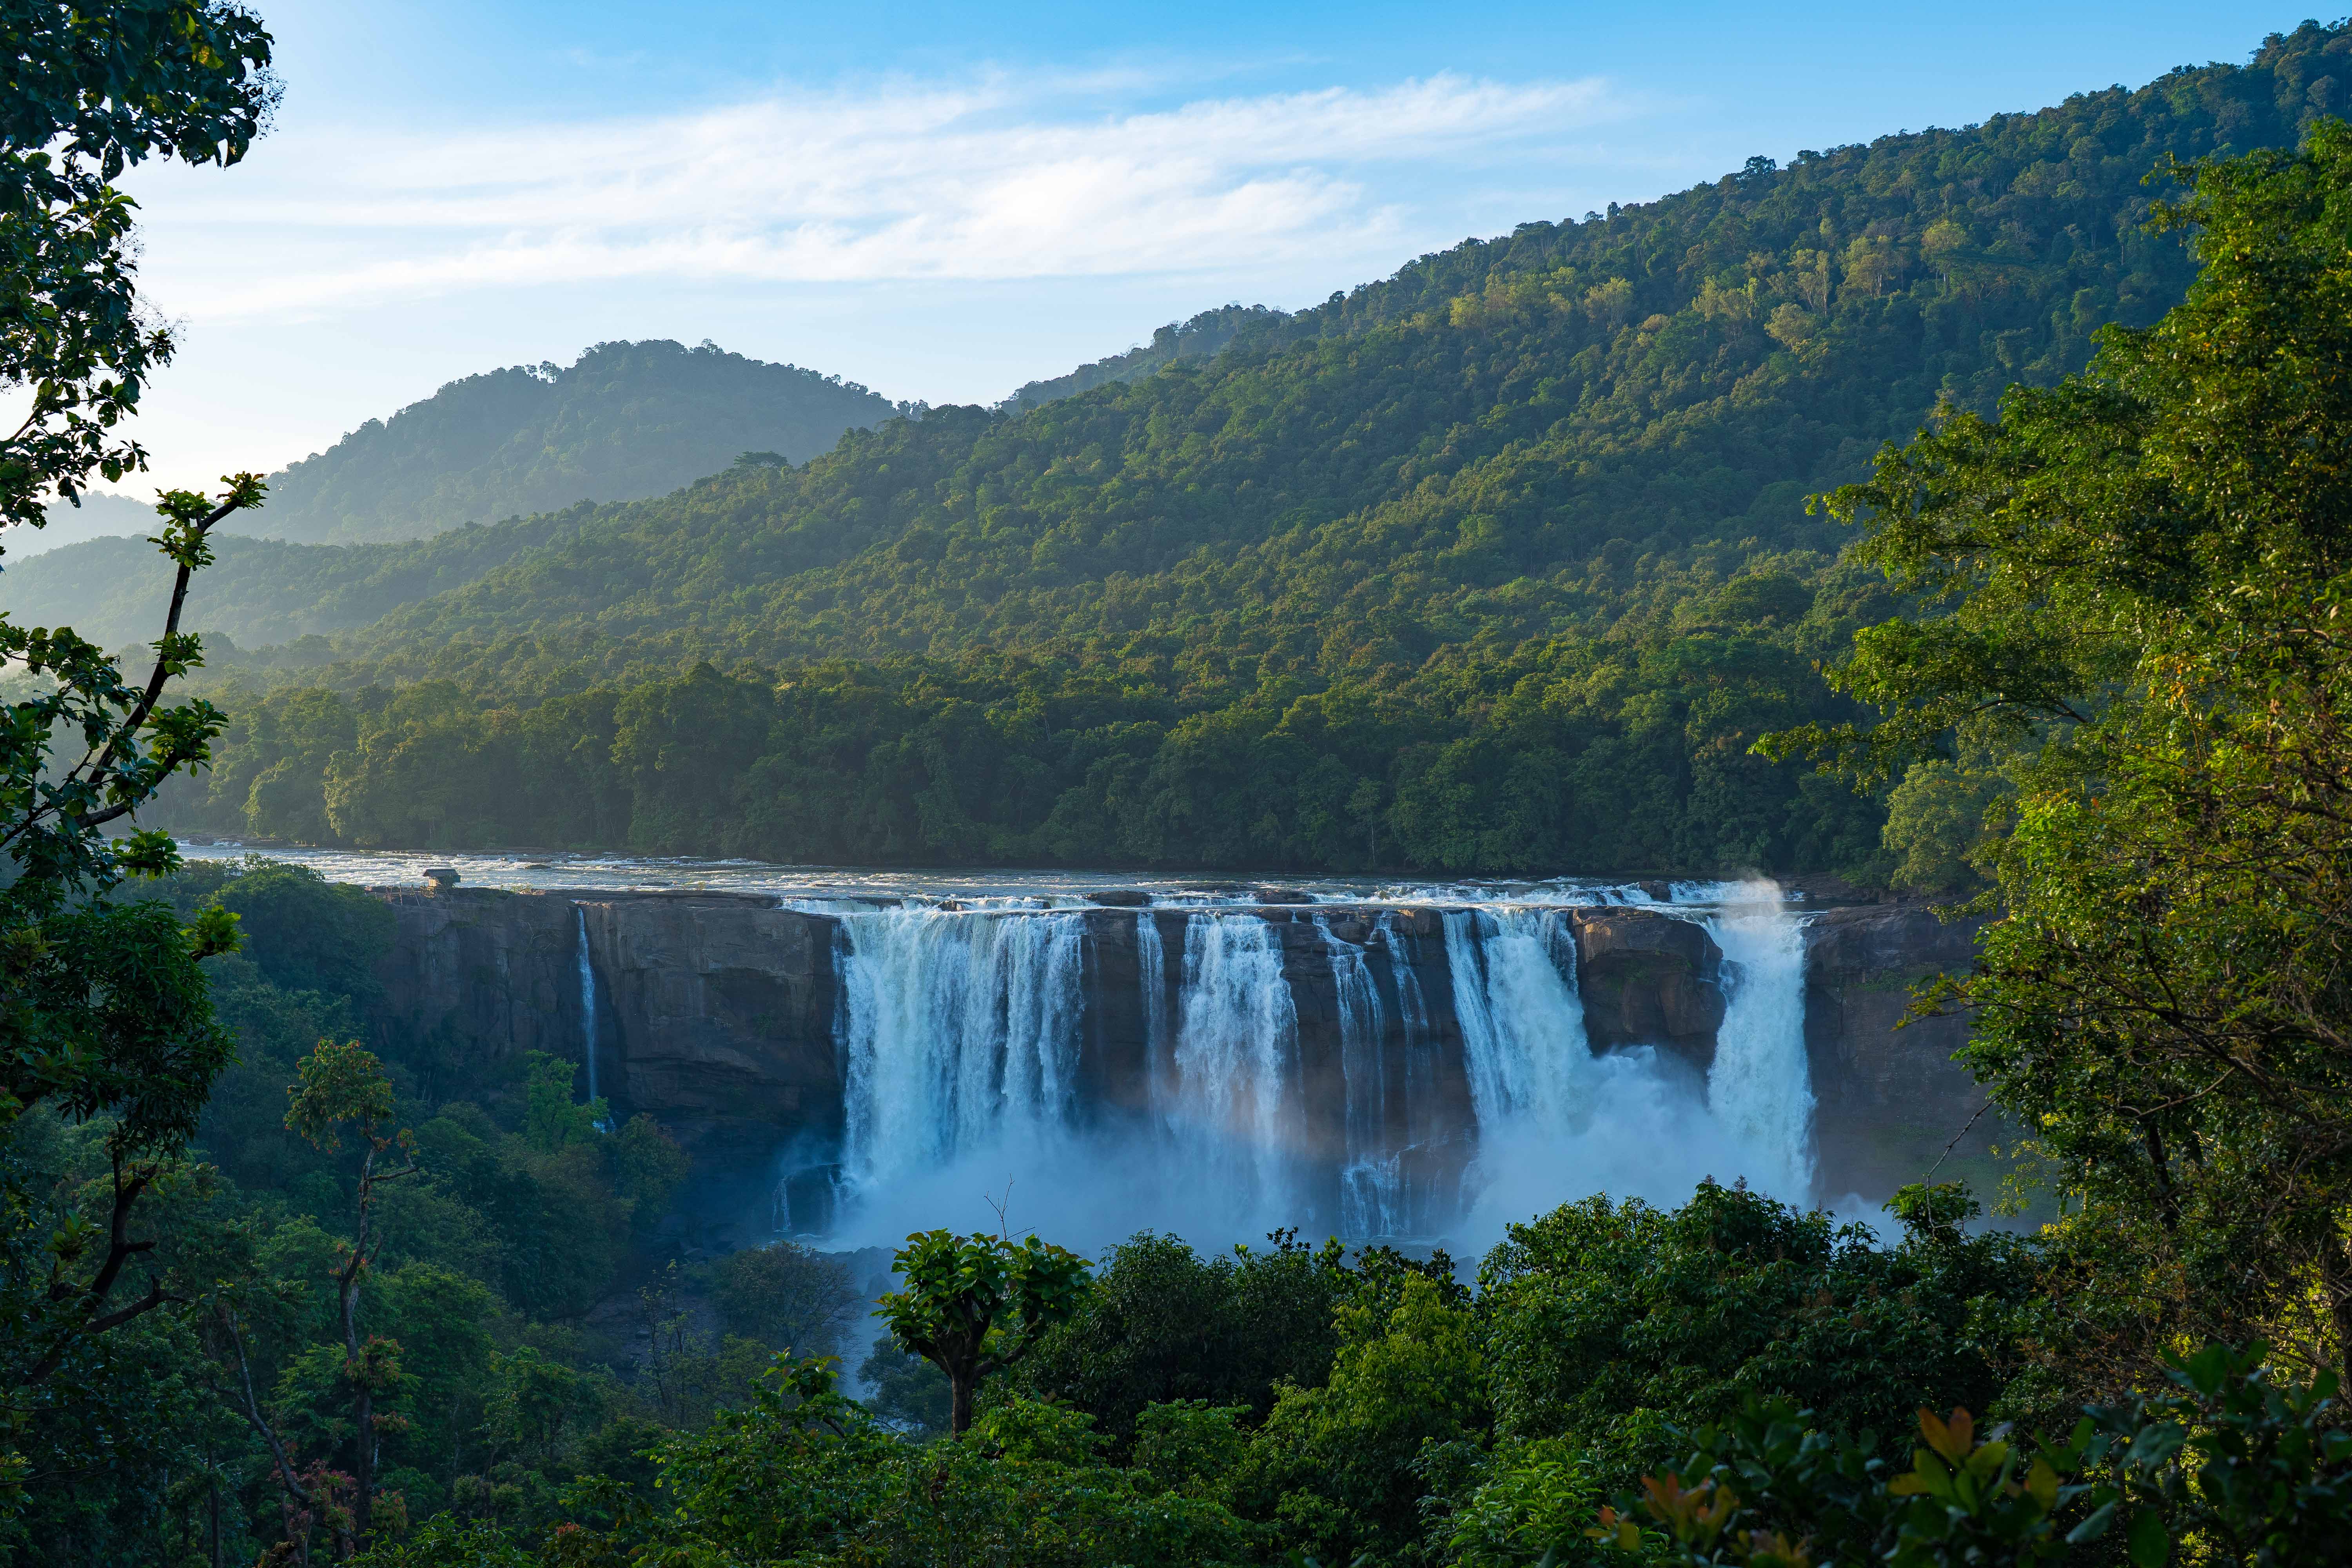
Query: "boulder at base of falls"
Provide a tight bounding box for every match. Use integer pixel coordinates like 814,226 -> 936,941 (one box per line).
1571,908 -> 1726,1065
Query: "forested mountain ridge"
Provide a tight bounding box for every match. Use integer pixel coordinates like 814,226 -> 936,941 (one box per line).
999,303 -> 1279,411
0,508 -> 577,652
27,10 -> 2352,1550
154,23 -> 2352,876
313,29 -> 2293,681
232,338 -> 909,544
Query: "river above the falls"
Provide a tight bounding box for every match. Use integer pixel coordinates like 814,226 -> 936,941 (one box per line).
169,839 -> 1764,911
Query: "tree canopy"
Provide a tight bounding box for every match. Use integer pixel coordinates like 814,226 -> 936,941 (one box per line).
1766,107 -> 2352,1395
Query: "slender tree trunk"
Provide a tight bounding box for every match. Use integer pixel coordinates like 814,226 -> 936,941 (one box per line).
343,1145 -> 377,1548
949,1367 -> 975,1435
220,1312 -> 322,1565
2330,1225 -> 2352,1372
352,1384 -> 373,1546
209,1478 -> 221,1568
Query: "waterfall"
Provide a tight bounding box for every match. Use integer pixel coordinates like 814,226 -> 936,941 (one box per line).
1702,884 -> 1817,1201
815,886 -> 1818,1249
1442,907 -> 1591,1129
1317,916 -> 1399,1237
575,905 -> 597,1105
1389,915 -> 1430,1041
838,909 -> 1086,1193
1169,912 -> 1302,1226
1136,911 -> 1171,1120
1387,916 -> 1438,1200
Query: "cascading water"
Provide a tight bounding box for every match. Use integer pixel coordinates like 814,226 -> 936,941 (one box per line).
838,908 -> 1086,1194
1447,885 -> 1818,1240
818,882 -> 1819,1251
1701,884 -> 1817,1201
1316,916 -> 1400,1237
1136,911 -> 1171,1118
575,905 -> 597,1105
1388,918 -> 1440,1198
1443,907 -> 1591,1128
828,903 -> 1323,1245
1168,913 -> 1304,1230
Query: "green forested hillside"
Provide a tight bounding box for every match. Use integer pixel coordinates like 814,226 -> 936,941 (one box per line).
0,509 -> 575,652
152,24 -> 2352,875
36,52 -> 2352,1561
999,304 -> 1279,412
234,339 -> 908,545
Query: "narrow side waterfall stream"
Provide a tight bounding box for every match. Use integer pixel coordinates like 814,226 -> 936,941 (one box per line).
814,885 -> 1818,1251
575,906 -> 598,1105
1317,915 -> 1399,1238
1135,909 -> 1171,1121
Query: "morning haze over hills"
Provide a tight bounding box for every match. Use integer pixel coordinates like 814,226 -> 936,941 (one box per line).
9,339 -> 911,643
11,24 -> 2340,879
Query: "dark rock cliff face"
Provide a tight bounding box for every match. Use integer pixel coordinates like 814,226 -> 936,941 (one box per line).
1802,904 -> 1992,1203
374,888 -> 838,1167
375,887 -> 583,1069
578,894 -> 840,1165
370,888 -> 1994,1212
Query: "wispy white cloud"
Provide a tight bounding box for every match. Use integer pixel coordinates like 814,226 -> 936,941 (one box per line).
126,69 -> 1637,320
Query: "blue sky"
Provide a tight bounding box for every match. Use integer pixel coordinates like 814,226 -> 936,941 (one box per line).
101,0 -> 2308,498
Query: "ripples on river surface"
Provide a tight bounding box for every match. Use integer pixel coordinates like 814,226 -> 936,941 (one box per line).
171,840 -> 1788,911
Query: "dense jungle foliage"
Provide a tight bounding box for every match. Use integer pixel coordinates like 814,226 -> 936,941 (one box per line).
3,857 -> 872,1558
228,340 -> 907,546
109,23 -> 2352,880
1771,94 -> 2352,1416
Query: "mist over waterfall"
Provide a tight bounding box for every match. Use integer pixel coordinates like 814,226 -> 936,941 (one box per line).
1460,897 -> 1819,1242
814,884 -> 1820,1253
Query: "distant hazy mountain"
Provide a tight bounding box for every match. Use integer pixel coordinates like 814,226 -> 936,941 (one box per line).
10,491 -> 161,559
0,512 -> 573,652
230,339 -> 911,545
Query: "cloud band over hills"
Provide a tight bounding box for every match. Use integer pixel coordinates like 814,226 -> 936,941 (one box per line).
130,71 -> 1641,319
